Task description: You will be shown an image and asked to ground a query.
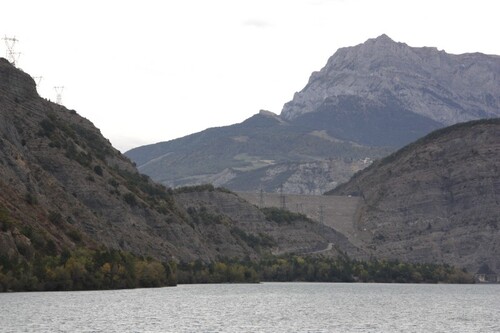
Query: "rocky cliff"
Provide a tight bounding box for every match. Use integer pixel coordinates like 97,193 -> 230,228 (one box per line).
0,58 -> 358,271
282,34 -> 500,126
329,119 -> 500,272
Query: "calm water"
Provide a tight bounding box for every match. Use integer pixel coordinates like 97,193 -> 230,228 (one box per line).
1,283 -> 499,332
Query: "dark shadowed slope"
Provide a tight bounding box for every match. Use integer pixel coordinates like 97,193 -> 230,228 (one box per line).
329,119 -> 500,272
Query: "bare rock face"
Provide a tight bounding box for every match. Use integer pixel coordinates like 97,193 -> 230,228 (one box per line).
0,58 -> 37,101
281,34 -> 500,125
330,119 -> 500,272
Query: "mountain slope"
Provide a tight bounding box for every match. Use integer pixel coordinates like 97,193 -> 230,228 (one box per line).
329,119 -> 500,272
290,94 -> 443,147
127,35 -> 500,194
0,58 -> 359,273
127,110 -> 387,193
0,58 -> 203,263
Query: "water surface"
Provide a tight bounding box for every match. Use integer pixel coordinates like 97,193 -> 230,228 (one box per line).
1,283 -> 498,332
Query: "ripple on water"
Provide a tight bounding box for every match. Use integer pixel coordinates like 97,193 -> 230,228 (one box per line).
0,283 -> 499,333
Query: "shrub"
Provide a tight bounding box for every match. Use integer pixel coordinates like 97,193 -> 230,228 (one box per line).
38,119 -> 56,137
25,192 -> 38,205
230,227 -> 276,249
93,165 -> 103,176
0,205 -> 13,231
123,193 -> 138,207
261,207 -> 308,224
108,178 -> 119,188
174,184 -> 215,194
67,229 -> 83,243
48,211 -> 64,226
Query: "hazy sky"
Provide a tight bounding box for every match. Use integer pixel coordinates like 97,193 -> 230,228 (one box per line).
2,0 -> 499,152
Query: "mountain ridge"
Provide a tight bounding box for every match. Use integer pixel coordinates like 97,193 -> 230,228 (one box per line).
126,110 -> 386,193
126,35 -> 500,194
281,34 -> 500,124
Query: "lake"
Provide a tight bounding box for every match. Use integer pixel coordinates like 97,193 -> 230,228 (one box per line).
1,283 -> 498,332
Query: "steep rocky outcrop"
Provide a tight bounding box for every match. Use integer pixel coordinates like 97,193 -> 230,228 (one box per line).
0,58 -> 358,270
127,35 -> 500,194
329,119 -> 500,272
282,34 -> 500,126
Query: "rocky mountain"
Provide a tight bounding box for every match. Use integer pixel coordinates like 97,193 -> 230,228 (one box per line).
283,34 -> 500,126
0,58 -> 358,272
329,119 -> 500,272
127,110 -> 387,194
127,35 -> 500,194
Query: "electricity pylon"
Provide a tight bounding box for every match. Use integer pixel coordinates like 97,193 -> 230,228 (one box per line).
3,36 -> 20,65
54,86 -> 64,104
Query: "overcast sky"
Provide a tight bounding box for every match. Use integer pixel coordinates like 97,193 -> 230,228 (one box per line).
2,0 -> 499,152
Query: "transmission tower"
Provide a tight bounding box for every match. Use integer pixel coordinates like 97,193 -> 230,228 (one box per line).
3,36 -> 21,65
295,203 -> 303,214
33,76 -> 43,88
259,187 -> 265,207
279,184 -> 286,210
54,86 -> 64,104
